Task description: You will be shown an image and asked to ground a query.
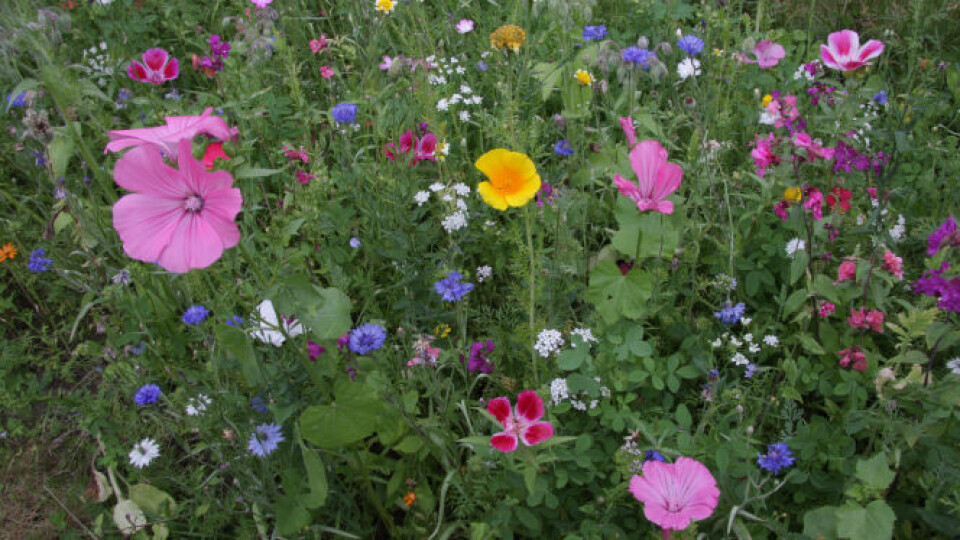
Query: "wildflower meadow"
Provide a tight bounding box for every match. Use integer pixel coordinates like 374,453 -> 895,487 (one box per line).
3,0 -> 960,537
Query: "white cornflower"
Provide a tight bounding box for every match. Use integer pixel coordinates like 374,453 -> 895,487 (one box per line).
129,438 -> 160,469
947,358 -> 960,375
414,191 -> 430,206
570,328 -> 597,347
452,182 -> 471,196
534,329 -> 564,358
763,335 -> 779,347
677,58 -> 701,80
731,352 -> 750,366
550,378 -> 569,405
458,110 -> 471,122
429,182 -> 445,192
185,394 -> 212,416
786,238 -> 805,258
476,265 -> 493,282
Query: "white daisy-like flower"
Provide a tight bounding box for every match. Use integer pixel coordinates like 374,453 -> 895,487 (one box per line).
476,265 -> 493,282
786,237 -> 805,258
250,300 -> 306,347
731,352 -> 750,366
947,358 -> 960,375
129,438 -> 160,469
448,93 -> 462,105
414,191 -> 430,206
677,58 -> 701,80
763,335 -> 779,347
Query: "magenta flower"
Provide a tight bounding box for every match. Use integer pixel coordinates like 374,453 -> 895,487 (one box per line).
740,40 -> 786,68
927,216 -> 959,256
629,457 -> 720,534
112,139 -> 242,273
384,129 -> 436,164
487,390 -> 554,453
127,48 -> 179,85
751,133 -> 780,178
250,0 -> 273,7
105,108 -> 238,159
618,117 -> 637,148
820,30 -> 884,72
309,35 -> 328,53
613,140 -> 683,214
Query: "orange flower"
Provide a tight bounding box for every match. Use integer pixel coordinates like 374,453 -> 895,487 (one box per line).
0,243 -> 18,262
475,149 -> 541,211
490,25 -> 526,52
403,491 -> 417,506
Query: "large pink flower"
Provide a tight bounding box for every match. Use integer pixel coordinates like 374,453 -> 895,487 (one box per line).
487,390 -> 554,452
614,141 -> 682,214
127,48 -> 179,85
112,139 -> 242,273
820,30 -> 884,71
104,108 -> 238,158
629,457 -> 720,534
741,40 -> 786,68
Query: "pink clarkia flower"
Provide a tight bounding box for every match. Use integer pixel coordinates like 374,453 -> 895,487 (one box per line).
882,250 -> 903,280
456,19 -> 475,34
613,140 -> 683,214
127,48 -> 179,85
379,56 -> 395,70
751,133 -> 780,178
629,457 -> 720,534
112,139 -> 242,273
487,390 -> 554,453
384,129 -> 436,165
309,35 -> 328,53
848,307 -> 884,333
835,259 -> 857,284
819,301 -> 836,317
104,107 -> 239,159
838,346 -> 867,371
820,30 -> 884,72
740,40 -> 786,68
803,187 -> 824,220
619,117 -> 637,148
201,142 -> 230,170
319,65 -> 335,79
773,200 -> 790,221
296,170 -> 315,185
250,0 -> 273,8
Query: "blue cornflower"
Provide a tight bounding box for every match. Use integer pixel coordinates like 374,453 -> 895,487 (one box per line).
434,271 -> 474,302
553,140 -> 574,157
475,61 -> 489,72
644,450 -> 667,463
116,88 -> 132,102
622,46 -> 655,68
708,369 -> 720,380
582,25 -> 608,41
677,35 -> 705,56
134,384 -> 162,406
27,248 -> 53,273
757,442 -> 795,475
714,302 -> 746,325
349,323 -> 387,355
744,363 -> 758,378
349,237 -> 361,249
7,92 -> 27,107
33,150 -> 46,167
248,423 -> 284,457
182,305 -> 211,325
251,396 -> 269,413
331,103 -> 358,125
226,315 -> 244,327
872,90 -> 888,105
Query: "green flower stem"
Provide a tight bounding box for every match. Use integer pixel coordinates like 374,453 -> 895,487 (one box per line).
353,450 -> 401,539
525,205 -> 538,386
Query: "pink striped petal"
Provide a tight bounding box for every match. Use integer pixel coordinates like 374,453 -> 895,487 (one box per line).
828,30 -> 858,59
486,397 -> 511,425
856,39 -> 884,62
142,48 -> 170,72
515,390 -> 544,422
112,194 -> 183,263
114,146 -> 189,199
156,211 -> 226,273
630,141 -> 668,198
820,45 -> 840,70
652,162 -> 682,202
490,433 -> 518,452
520,421 -> 553,446
614,174 -> 641,202
619,117 -> 637,148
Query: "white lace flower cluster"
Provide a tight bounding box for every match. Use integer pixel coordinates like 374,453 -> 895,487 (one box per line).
549,376 -> 611,410
81,42 -> 116,87
534,329 -> 565,358
185,394 -> 212,416
710,328 -> 779,369
414,181 -> 472,234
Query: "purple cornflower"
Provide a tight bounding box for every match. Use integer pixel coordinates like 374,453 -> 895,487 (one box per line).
27,248 -> 53,273
248,423 -> 284,457
744,363 -> 758,378
7,92 -> 27,107
134,384 -> 161,406
553,139 -> 573,156
622,46 -> 654,68
225,315 -> 244,327
349,323 -> 387,355
644,450 -> 667,463
582,25 -> 608,41
872,90 -> 888,105
475,61 -> 488,72
331,103 -> 358,124
677,35 -> 705,56
714,302 -> 746,324
182,305 -> 211,325
927,216 -> 959,256
434,271 -> 474,302
349,237 -> 361,249
757,442 -> 795,475
465,340 -> 495,373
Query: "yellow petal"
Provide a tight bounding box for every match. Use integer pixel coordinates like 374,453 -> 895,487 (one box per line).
477,181 -> 508,211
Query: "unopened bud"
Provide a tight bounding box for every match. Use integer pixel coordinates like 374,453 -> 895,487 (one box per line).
746,425 -> 754,436
637,36 -> 649,49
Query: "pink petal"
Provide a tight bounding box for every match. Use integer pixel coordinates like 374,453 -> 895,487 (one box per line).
672,457 -> 720,517
491,433 -> 518,453
201,142 -> 230,170
630,141 -> 669,199
653,200 -> 675,214
520,422 -> 553,446
417,133 -> 437,157
828,30 -> 859,60
619,117 -> 637,148
114,146 -> 189,199
856,39 -> 884,62
178,139 -> 236,196
127,61 -> 148,82
384,142 -> 397,161
156,212 -> 226,273
398,130 -> 415,154
486,397 -> 512,425
200,188 -> 243,246
162,57 -> 179,81
515,390 -> 545,422
614,174 -> 641,202
142,48 -> 170,72
651,162 -> 682,202
629,471 -> 667,508
112,194 -> 183,263
819,45 -> 841,70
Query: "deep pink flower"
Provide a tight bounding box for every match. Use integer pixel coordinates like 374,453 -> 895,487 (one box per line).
384,130 -> 436,164
838,346 -> 867,371
296,170 -> 315,185
487,390 -> 554,452
307,340 -> 325,361
629,457 -> 720,534
250,0 -> 273,8
614,140 -> 683,214
112,139 -> 242,273
803,187 -> 824,220
201,142 -> 230,170
820,30 -> 884,72
319,65 -> 335,79
741,40 -> 786,68
309,35 -> 328,53
127,48 -> 179,85
927,216 -> 960,256
819,301 -> 836,317
619,117 -> 637,148
751,133 -> 780,177
882,250 -> 903,280
105,108 -> 238,159
848,307 -> 884,333
835,260 -> 857,284
792,132 -> 834,162
865,310 -> 885,333
773,200 -> 790,221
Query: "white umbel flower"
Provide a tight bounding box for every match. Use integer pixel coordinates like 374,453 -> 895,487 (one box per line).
534,329 -> 564,358
947,358 -> 960,375
129,438 -> 160,469
786,238 -> 805,258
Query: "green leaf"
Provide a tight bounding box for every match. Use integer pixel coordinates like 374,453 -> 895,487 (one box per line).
782,289 -> 809,316
532,62 -> 564,102
270,277 -> 352,341
275,496 -> 311,536
856,453 -> 895,490
513,506 -> 541,533
112,500 -> 146,536
235,166 -> 283,178
300,378 -> 383,448
675,404 -> 692,428
790,251 -> 810,284
216,326 -> 261,387
48,127 -> 77,179
887,350 -> 927,364
586,260 -> 654,323
795,334 -> 825,356
299,445 -> 328,509
836,501 -> 895,540
127,484 -> 176,516
803,506 -> 839,540
556,347 -> 589,371
610,198 -> 681,260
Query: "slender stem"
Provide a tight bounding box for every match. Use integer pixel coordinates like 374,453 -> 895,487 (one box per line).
525,205 -> 538,385
353,451 -> 401,539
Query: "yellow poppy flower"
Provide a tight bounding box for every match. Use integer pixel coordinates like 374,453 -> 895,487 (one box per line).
784,186 -> 802,203
475,149 -> 541,211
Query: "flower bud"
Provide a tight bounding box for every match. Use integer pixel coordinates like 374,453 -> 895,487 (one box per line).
746,425 -> 754,436
637,36 -> 649,49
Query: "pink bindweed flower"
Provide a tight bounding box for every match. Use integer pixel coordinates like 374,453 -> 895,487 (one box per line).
613,140 -> 683,214
618,117 -> 637,148
104,107 -> 238,159
309,35 -> 328,53
740,40 -> 786,68
487,390 -> 554,452
319,65 -> 335,79
883,250 -> 903,280
820,30 -> 884,72
201,142 -> 230,170
127,48 -> 179,85
838,346 -> 867,371
751,133 -> 780,178
112,139 -> 242,273
456,19 -> 475,34
819,301 -> 836,317
835,259 -> 857,284
629,457 -> 720,535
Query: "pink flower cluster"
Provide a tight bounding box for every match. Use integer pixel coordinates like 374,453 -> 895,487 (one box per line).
848,307 -> 884,333
384,127 -> 437,165
838,346 -> 867,371
882,251 -> 904,280
835,259 -> 858,284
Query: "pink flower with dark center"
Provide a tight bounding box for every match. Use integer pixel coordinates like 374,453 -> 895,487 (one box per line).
629,457 -> 720,534
127,48 -> 179,85
835,259 -> 857,284
105,108 -> 238,159
740,40 -> 786,68
882,250 -> 903,280
820,30 -> 884,72
487,390 -> 554,452
112,139 -> 242,273
614,140 -> 683,214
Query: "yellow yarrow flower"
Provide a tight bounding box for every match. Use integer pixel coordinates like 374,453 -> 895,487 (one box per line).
490,25 -> 526,53
375,0 -> 394,14
475,149 -> 541,211
0,242 -> 17,262
761,94 -> 774,108
784,187 -> 803,203
433,323 -> 451,339
574,69 -> 593,86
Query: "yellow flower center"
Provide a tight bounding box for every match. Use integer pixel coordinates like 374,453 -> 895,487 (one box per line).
574,69 -> 593,86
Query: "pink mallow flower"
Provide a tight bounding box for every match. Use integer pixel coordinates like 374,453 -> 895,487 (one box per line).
882,250 -> 903,280
104,107 -> 238,159
629,457 -> 720,535
835,259 -> 857,284
127,48 -> 179,85
740,40 -> 786,68
614,140 -> 683,214
820,30 -> 884,72
487,390 -> 554,453
619,117 -> 638,148
838,346 -> 867,371
309,35 -> 328,53
112,139 -> 242,273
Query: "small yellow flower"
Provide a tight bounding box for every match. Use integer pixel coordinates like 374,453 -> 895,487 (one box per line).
761,94 -> 773,108
490,25 -> 526,53
436,140 -> 449,162
713,48 -> 724,56
0,242 -> 17,262
375,0 -> 394,14
574,69 -> 593,86
475,149 -> 541,211
784,187 -> 802,203
433,323 -> 451,339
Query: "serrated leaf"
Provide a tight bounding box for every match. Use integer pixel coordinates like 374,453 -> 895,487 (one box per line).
586,260 -> 654,323
795,334 -> 825,355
